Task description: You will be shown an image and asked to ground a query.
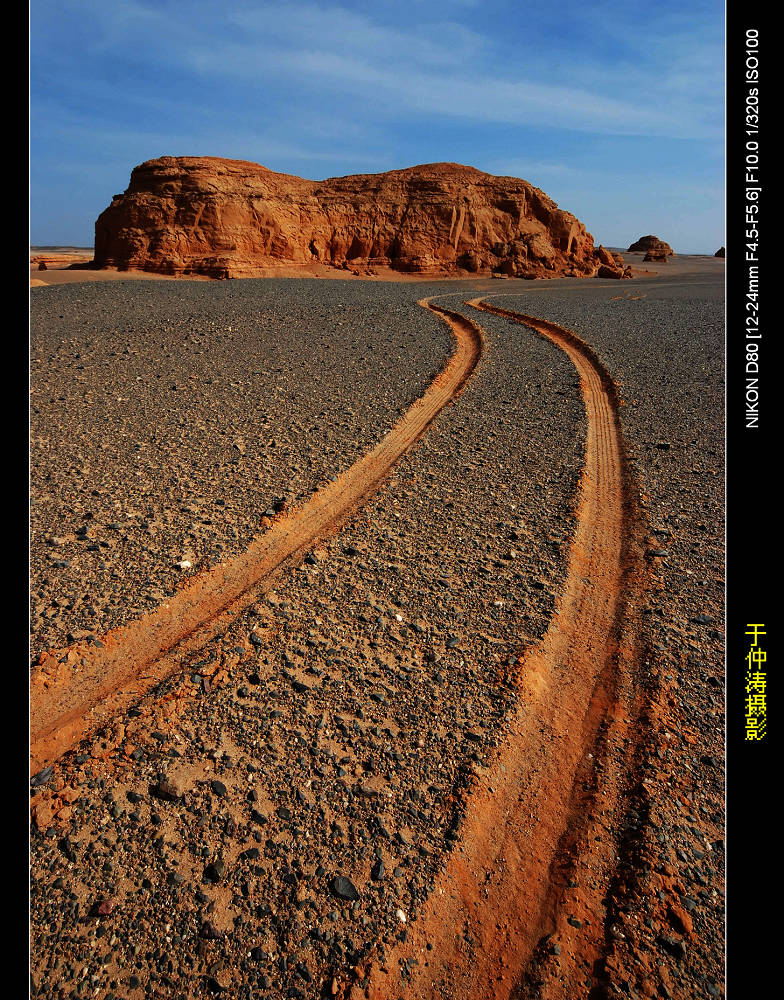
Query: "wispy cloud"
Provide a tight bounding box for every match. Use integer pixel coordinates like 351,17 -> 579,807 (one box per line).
173,4 -> 721,140
32,1 -> 723,141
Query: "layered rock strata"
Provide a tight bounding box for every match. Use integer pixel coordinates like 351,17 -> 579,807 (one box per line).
93,157 -> 606,279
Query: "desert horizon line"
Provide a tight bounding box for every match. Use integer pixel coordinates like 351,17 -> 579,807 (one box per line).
31,155 -> 724,259
30,242 -> 724,257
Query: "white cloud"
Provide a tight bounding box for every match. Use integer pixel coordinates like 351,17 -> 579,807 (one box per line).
180,36 -> 720,139
36,1 -> 722,141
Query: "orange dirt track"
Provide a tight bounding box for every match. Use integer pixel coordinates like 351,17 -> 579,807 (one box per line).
29,300 -> 483,775
30,295 -> 648,999
350,299 -> 645,1000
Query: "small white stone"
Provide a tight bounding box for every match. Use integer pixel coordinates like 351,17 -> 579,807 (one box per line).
176,560 -> 192,571
396,909 -> 407,923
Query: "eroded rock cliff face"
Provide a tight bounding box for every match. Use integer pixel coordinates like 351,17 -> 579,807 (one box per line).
93,157 -> 605,279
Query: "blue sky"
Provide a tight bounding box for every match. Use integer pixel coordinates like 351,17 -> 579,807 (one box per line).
30,0 -> 725,253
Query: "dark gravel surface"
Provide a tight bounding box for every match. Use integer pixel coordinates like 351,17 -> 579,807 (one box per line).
29,262 -> 725,1000
30,280 -> 452,656
29,277 -> 586,1000
492,270 -> 725,998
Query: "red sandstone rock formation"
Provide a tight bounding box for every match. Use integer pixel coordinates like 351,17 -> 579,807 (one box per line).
93,157 -> 607,280
627,235 -> 674,256
596,246 -> 617,267
596,246 -> 632,278
598,263 -> 632,278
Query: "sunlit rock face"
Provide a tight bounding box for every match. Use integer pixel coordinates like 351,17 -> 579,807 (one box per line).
94,156 -> 604,279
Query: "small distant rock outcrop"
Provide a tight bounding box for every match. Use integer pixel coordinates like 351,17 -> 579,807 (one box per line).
627,235 -> 674,257
93,156 -> 612,280
714,247 -> 725,258
30,252 -> 93,271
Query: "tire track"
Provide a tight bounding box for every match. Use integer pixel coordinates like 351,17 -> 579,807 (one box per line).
353,299 -> 641,1000
30,300 -> 484,775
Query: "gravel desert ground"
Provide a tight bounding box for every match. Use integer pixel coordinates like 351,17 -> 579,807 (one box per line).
30,255 -> 724,1000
